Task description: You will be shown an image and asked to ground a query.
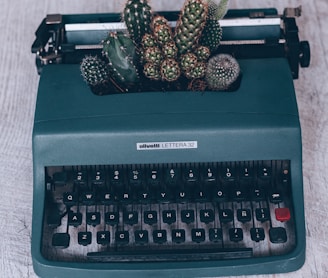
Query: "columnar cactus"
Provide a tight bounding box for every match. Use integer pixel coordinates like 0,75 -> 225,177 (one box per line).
174,0 -> 208,55
123,0 -> 153,45
102,32 -> 140,92
199,0 -> 227,52
205,53 -> 240,91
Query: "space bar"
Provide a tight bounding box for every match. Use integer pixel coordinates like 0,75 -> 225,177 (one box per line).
87,248 -> 253,262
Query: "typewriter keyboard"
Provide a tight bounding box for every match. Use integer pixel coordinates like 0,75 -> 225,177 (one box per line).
42,160 -> 296,262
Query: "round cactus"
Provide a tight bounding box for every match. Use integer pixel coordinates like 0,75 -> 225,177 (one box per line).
174,0 -> 208,55
161,59 -> 181,82
205,54 -> 240,91
194,46 -> 211,61
180,53 -> 198,72
80,55 -> 110,87
199,19 -> 223,53
144,46 -> 163,65
142,33 -> 157,48
153,24 -> 173,46
143,63 -> 161,80
151,15 -> 169,31
123,0 -> 153,45
162,41 -> 178,59
185,62 -> 206,79
102,32 -> 140,91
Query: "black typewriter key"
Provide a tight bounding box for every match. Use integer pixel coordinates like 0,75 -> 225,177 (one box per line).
194,189 -> 209,202
239,164 -> 253,180
269,190 -> 284,204
237,209 -> 252,223
213,188 -> 228,202
231,187 -> 248,202
97,231 -> 110,245
258,165 -> 271,179
115,231 -> 130,245
124,211 -> 138,225
209,228 -> 223,242
91,170 -> 105,187
229,228 -> 243,242
73,170 -> 88,189
81,192 -> 96,205
46,204 -> 62,227
147,168 -> 161,187
68,211 -> 82,227
201,166 -> 217,184
176,190 -> 190,203
181,209 -> 195,224
86,212 -> 101,226
63,192 -> 78,206
157,190 -> 172,203
52,233 -> 70,248
144,211 -> 158,225
269,227 -> 287,243
165,167 -> 180,186
192,228 -> 206,243
78,231 -> 92,246
135,230 -> 149,244
162,210 -> 176,224
128,168 -> 143,186
251,187 -> 266,201
172,229 -> 186,243
105,212 -> 119,226
255,208 -> 270,222
250,228 -> 265,242
99,191 -> 116,205
219,209 -> 234,223
153,230 -> 167,244
221,164 -> 236,182
183,167 -> 199,184
200,209 -> 215,223
109,168 -> 125,187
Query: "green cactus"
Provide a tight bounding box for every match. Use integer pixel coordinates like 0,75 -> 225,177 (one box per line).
194,46 -> 211,61
123,0 -> 153,45
205,53 -> 240,91
151,15 -> 169,31
162,41 -> 178,59
144,46 -> 163,65
102,32 -> 140,92
174,0 -> 208,55
185,62 -> 206,79
80,55 -> 110,87
199,0 -> 228,52
180,53 -> 198,72
161,59 -> 181,82
141,33 -> 157,48
153,24 -> 173,46
143,62 -> 161,81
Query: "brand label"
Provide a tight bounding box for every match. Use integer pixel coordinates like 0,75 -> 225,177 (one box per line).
137,141 -> 198,151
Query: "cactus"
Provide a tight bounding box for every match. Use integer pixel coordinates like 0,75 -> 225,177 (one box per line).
174,0 -> 208,55
199,0 -> 228,52
180,53 -> 198,72
194,46 -> 211,61
144,46 -> 163,65
143,63 -> 161,81
162,41 -> 178,59
102,32 -> 140,92
161,59 -> 181,82
80,55 -> 110,87
205,53 -> 240,91
185,62 -> 206,79
123,0 -> 152,45
141,33 -> 157,48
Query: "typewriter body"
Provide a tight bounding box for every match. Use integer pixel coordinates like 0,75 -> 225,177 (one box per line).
31,7 -> 310,278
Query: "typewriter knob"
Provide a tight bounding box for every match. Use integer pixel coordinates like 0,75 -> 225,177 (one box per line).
299,41 -> 311,68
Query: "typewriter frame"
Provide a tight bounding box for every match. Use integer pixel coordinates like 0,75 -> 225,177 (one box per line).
31,8 -> 307,278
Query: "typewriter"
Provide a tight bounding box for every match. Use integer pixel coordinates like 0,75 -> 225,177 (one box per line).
31,6 -> 310,278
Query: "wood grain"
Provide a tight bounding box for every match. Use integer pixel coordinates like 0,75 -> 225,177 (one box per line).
0,0 -> 326,277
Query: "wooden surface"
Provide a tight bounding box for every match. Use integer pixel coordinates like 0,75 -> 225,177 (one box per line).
0,0 -> 326,277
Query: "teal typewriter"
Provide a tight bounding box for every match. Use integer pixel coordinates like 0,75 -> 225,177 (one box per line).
31,5 -> 310,278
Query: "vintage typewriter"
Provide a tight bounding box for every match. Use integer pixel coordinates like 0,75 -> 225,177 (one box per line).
31,6 -> 310,278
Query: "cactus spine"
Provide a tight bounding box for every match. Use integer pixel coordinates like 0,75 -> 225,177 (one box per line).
123,0 -> 153,45
205,53 -> 240,91
102,32 -> 140,92
174,0 -> 208,55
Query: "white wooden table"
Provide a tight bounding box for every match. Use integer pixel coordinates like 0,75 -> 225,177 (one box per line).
0,0 -> 327,277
